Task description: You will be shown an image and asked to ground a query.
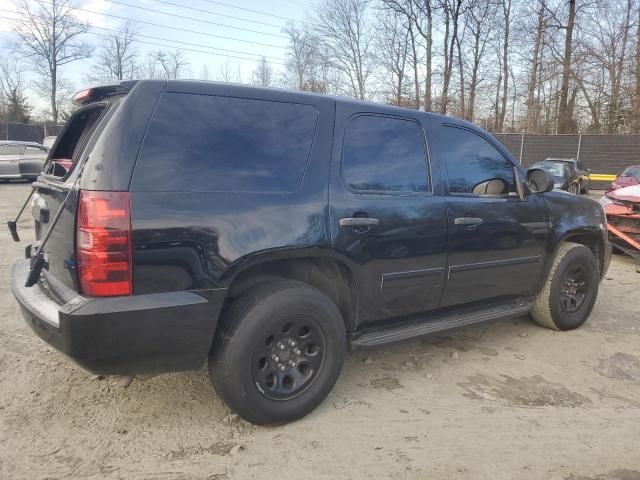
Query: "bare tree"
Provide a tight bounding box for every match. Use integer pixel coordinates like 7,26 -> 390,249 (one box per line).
251,57 -> 274,87
314,0 -> 373,100
525,0 -> 547,131
557,0 -> 577,133
218,60 -> 241,83
150,50 -> 189,80
439,0 -> 463,115
375,9 -> 411,105
94,22 -> 138,82
382,0 -> 435,111
12,0 -> 91,123
495,0 -> 512,132
0,56 -> 32,123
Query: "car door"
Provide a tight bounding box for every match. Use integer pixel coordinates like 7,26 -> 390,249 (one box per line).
330,104 -> 447,325
0,144 -> 24,178
435,123 -> 549,308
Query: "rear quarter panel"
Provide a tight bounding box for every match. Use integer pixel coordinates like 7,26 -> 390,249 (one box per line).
129,86 -> 335,294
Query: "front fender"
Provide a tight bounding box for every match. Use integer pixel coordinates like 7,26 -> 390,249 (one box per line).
538,191 -> 608,289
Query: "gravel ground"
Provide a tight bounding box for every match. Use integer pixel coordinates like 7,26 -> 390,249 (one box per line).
1,182 -> 639,480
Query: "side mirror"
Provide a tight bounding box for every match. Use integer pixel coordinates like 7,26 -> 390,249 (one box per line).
525,168 -> 554,194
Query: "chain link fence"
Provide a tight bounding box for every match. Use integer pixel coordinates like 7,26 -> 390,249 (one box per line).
1,122 -> 65,144
494,133 -> 640,189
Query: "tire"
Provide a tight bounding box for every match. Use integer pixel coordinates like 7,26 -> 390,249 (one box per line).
530,242 -> 600,331
209,280 -> 346,425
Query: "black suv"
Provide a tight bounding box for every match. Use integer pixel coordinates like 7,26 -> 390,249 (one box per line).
11,81 -> 610,425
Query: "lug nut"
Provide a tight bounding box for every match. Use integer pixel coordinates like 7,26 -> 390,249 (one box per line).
288,360 -> 296,367
279,365 -> 286,371
288,340 -> 296,347
293,348 -> 301,355
272,355 -> 280,362
277,343 -> 285,350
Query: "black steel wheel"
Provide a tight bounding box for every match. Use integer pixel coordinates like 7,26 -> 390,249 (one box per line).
559,265 -> 589,314
252,316 -> 326,400
531,242 -> 599,331
209,280 -> 346,425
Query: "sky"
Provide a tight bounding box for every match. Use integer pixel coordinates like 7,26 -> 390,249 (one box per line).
0,0 -> 311,115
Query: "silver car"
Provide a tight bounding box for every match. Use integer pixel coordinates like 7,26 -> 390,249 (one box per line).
0,141 -> 48,181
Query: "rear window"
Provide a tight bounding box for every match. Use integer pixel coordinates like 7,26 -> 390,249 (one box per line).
44,103 -> 106,177
132,93 -> 318,193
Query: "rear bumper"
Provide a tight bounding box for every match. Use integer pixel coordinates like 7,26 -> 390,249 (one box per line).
11,259 -> 226,375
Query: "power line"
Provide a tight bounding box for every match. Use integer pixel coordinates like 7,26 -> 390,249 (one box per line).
0,13 -> 285,66
99,0 -> 288,39
88,25 -> 285,63
198,0 -> 313,26
147,0 -> 287,30
86,30 -> 286,66
41,4 -> 289,49
0,8 -> 285,65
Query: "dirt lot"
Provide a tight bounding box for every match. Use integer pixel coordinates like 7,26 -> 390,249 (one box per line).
1,182 -> 639,480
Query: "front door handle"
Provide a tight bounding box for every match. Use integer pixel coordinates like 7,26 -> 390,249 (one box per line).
339,217 -> 380,228
454,217 -> 484,226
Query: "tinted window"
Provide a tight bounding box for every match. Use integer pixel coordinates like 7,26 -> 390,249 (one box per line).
342,115 -> 428,193
441,126 -> 515,195
133,93 -> 318,192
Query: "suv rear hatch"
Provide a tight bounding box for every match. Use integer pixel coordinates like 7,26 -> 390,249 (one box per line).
22,82 -> 146,302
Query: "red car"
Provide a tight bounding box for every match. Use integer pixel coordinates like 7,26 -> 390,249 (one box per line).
608,165 -> 640,191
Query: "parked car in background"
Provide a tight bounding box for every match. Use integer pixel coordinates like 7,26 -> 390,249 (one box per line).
529,159 -> 582,194
0,141 -> 48,181
11,80 -> 610,425
551,158 -> 590,194
608,165 -> 640,192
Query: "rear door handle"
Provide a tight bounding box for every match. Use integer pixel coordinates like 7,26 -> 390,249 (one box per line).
339,217 -> 380,228
454,217 -> 483,226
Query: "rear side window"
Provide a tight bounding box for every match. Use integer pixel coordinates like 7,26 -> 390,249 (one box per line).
441,126 -> 515,195
0,144 -> 24,155
342,115 -> 429,193
133,93 -> 318,193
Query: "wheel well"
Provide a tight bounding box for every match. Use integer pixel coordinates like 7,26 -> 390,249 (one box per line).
562,232 -> 604,273
223,257 -> 358,332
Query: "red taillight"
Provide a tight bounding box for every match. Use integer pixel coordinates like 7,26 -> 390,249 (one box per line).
77,190 -> 132,297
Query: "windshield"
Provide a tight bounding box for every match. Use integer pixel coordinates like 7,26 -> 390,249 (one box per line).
621,166 -> 640,178
536,163 -> 566,177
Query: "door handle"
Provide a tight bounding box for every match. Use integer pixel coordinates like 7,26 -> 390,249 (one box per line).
339,217 -> 380,228
454,217 -> 483,226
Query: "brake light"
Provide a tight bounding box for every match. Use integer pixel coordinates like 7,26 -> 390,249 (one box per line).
77,190 -> 132,296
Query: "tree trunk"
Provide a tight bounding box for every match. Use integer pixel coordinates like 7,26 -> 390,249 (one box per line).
607,0 -> 632,133
456,33 -> 465,119
424,2 -> 433,112
635,3 -> 640,133
557,0 -> 576,134
409,24 -> 420,109
526,1 -> 545,132
496,0 -> 511,133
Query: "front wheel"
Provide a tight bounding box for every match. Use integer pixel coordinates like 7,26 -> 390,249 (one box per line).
209,280 -> 346,425
530,242 -> 599,330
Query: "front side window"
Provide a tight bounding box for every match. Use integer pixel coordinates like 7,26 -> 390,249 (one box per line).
342,115 -> 429,193
441,126 -> 515,195
133,93 -> 318,193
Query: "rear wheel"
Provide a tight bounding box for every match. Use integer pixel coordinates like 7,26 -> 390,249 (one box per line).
530,242 -> 599,330
209,280 -> 346,425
